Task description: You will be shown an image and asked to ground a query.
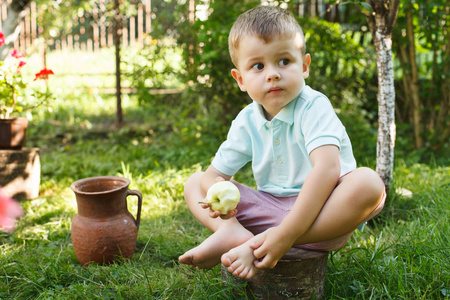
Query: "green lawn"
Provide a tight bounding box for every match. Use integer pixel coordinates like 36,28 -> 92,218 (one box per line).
1,51 -> 449,299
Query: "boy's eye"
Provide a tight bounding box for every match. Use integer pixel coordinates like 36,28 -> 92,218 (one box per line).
279,59 -> 290,66
252,63 -> 264,71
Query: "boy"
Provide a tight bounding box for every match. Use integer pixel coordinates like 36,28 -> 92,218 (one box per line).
179,6 -> 385,279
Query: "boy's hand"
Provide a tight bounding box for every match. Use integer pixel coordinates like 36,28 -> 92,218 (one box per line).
199,200 -> 237,219
200,176 -> 238,219
249,226 -> 296,269
199,201 -> 237,219
207,206 -> 238,219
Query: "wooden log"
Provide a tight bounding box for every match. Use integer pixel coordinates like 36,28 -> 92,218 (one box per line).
0,148 -> 40,200
221,248 -> 329,299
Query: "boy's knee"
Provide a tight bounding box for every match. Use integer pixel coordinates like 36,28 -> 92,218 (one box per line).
186,171 -> 203,183
356,167 -> 385,205
184,172 -> 204,198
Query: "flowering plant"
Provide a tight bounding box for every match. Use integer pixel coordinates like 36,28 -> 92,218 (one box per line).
0,31 -> 54,119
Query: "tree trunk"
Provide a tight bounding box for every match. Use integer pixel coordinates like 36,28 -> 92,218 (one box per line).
113,0 -> 123,128
405,4 -> 422,149
425,3 -> 449,150
0,0 -> 32,60
374,28 -> 396,192
366,0 -> 400,193
438,29 -> 450,146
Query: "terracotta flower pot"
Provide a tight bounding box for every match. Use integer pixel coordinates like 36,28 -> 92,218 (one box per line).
70,176 -> 143,266
0,117 -> 28,149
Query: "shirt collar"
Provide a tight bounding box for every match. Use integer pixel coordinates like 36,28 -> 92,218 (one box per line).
254,103 -> 268,130
253,89 -> 303,131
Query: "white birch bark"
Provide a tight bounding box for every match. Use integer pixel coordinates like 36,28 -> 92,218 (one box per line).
366,0 -> 400,193
374,28 -> 396,191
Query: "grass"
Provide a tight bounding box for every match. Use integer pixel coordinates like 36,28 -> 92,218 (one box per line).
1,50 -> 449,299
326,161 -> 449,299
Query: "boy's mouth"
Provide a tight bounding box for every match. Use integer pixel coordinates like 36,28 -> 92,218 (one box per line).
268,87 -> 283,94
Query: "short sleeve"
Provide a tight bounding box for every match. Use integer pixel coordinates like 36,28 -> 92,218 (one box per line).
301,96 -> 346,154
211,118 -> 253,176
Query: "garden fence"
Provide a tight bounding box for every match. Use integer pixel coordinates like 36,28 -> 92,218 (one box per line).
0,0 -> 153,53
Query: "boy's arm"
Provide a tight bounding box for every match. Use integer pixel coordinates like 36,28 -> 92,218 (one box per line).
200,165 -> 232,195
251,145 -> 341,269
200,165 -> 236,219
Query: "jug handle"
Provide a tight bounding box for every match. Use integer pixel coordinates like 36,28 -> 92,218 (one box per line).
127,189 -> 143,228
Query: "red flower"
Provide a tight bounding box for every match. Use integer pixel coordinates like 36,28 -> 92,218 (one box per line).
16,60 -> 27,74
34,68 -> 54,81
0,187 -> 24,233
0,32 -> 5,47
11,49 -> 25,58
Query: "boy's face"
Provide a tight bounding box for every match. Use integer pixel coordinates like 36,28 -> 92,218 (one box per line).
231,33 -> 311,120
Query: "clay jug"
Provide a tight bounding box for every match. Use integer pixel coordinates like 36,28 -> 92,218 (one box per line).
70,176 -> 142,266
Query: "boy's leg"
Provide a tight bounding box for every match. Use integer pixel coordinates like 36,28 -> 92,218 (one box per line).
178,172 -> 254,269
222,167 -> 385,278
292,167 -> 385,246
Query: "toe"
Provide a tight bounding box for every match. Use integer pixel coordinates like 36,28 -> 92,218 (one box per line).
244,270 -> 254,279
221,254 -> 232,267
178,254 -> 191,265
233,264 -> 245,276
238,267 -> 249,278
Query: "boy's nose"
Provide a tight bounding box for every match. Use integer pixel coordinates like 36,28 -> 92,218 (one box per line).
266,68 -> 281,81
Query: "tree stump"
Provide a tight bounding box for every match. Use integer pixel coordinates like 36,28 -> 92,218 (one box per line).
221,248 -> 329,299
0,148 -> 40,200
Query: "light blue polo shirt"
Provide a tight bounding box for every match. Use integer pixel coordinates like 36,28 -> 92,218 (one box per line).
212,85 -> 357,197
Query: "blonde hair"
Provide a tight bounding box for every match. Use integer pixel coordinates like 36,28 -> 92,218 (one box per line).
228,6 -> 306,67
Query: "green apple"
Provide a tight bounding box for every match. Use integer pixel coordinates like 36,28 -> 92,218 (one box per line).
203,181 -> 240,215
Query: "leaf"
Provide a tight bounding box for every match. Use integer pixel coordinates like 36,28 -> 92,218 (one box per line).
339,1 -> 373,12
360,2 -> 373,11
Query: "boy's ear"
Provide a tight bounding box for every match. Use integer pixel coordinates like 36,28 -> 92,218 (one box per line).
303,54 -> 311,79
231,69 -> 247,92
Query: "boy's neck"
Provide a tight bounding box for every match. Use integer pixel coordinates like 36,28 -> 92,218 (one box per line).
262,107 -> 273,121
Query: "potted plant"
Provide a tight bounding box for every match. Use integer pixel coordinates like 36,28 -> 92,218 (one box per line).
0,31 -> 54,149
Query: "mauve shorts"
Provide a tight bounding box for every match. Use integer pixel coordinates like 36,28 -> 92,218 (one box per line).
232,174 -> 386,252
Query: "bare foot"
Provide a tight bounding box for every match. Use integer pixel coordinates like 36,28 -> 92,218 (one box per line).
179,221 -> 253,269
221,240 -> 259,279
